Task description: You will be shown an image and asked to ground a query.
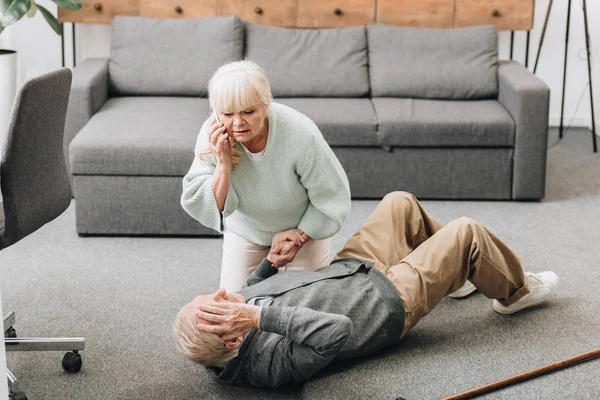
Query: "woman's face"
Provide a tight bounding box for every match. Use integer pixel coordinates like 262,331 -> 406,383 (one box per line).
218,103 -> 268,146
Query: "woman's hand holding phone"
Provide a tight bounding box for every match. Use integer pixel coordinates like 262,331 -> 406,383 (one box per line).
209,116 -> 232,170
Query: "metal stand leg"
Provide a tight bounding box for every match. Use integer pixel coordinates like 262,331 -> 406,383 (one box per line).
582,0 -> 598,152
72,23 -> 76,67
509,31 -> 514,60
534,0 -> 554,73
7,369 -> 20,393
61,23 -> 65,68
559,0 -> 572,139
525,31 -> 530,68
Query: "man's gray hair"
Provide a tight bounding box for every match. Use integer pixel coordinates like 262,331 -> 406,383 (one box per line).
173,310 -> 239,367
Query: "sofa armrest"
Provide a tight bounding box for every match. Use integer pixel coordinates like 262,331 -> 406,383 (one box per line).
497,60 -> 550,200
64,58 -> 109,171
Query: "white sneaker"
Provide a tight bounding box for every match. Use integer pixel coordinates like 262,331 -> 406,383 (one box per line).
493,271 -> 559,315
448,280 -> 477,298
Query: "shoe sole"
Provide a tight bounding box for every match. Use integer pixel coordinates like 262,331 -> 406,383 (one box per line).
493,283 -> 558,315
448,284 -> 477,299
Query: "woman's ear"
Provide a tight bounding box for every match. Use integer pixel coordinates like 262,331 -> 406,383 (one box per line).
225,337 -> 242,350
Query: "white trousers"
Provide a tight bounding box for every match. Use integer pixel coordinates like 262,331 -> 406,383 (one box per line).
220,230 -> 331,292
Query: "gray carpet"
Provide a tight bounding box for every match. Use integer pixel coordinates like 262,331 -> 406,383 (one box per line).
1,128 -> 600,400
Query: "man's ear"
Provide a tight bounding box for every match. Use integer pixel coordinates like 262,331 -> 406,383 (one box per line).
224,337 -> 242,350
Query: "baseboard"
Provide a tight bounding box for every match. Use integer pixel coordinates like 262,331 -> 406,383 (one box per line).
548,116 -> 596,131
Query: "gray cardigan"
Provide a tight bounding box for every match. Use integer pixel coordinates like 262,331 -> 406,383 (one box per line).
209,257 -> 405,388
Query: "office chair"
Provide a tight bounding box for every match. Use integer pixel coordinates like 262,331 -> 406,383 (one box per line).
1,69 -> 85,400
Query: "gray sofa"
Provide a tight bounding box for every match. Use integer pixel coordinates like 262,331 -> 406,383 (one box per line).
65,16 -> 550,236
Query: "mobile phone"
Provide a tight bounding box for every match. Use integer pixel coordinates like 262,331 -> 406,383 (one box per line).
214,112 -> 227,136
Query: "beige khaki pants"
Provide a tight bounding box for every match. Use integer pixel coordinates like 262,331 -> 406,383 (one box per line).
335,192 -> 530,338
221,230 -> 331,292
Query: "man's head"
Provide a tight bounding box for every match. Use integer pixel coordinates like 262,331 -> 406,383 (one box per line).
173,288 -> 245,367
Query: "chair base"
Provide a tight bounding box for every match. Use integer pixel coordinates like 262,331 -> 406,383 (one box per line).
3,311 -> 85,397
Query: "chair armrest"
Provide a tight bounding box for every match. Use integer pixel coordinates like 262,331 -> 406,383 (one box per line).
497,60 -> 550,200
63,58 -> 109,171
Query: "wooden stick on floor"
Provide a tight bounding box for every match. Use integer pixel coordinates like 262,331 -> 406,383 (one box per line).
441,348 -> 600,400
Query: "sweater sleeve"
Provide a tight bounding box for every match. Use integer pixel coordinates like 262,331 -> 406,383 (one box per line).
243,258 -> 278,287
296,134 -> 351,240
180,118 -> 239,232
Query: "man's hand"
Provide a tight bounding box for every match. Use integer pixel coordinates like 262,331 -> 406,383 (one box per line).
196,302 -> 262,341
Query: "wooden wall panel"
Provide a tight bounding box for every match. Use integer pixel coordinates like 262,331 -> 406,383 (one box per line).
297,0 -> 375,28
59,0 -> 535,31
139,0 -> 218,19
377,0 -> 454,28
58,0 -> 139,24
455,0 -> 534,31
218,0 -> 297,26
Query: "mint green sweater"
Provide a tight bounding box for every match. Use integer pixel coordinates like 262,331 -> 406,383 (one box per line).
181,102 -> 351,246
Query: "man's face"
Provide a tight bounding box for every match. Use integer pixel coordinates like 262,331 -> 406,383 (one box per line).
181,288 -> 245,326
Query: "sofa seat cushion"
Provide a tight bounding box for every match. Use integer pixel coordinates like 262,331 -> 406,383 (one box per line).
70,97 -> 208,176
245,23 -> 369,97
109,16 -> 244,96
372,98 -> 515,147
276,98 -> 378,146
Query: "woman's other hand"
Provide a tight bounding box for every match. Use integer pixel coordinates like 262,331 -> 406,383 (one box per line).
272,229 -> 306,248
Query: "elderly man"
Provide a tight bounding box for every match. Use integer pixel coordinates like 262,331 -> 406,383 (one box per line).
173,192 -> 559,389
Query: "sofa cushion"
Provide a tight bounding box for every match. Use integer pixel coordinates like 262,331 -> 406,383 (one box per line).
109,16 -> 244,96
245,23 -> 369,97
368,24 -> 499,100
70,97 -> 208,175
372,98 -> 514,147
275,98 -> 378,146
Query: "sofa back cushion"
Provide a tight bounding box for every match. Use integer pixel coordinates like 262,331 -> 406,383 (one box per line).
368,24 -> 499,100
245,23 -> 369,97
109,16 -> 244,96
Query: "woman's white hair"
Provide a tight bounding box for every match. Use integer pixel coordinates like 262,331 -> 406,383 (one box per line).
208,59 -> 272,114
172,309 -> 239,368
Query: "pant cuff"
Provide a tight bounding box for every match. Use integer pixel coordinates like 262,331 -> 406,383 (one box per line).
498,275 -> 531,307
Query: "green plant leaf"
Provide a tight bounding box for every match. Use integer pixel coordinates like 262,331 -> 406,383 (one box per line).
51,0 -> 81,11
37,3 -> 61,35
0,0 -> 32,28
26,0 -> 37,17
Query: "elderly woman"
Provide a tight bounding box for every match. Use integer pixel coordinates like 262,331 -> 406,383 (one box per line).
181,60 -> 351,292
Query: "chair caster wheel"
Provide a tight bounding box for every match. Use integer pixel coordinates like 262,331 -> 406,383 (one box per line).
62,351 -> 82,373
5,327 -> 16,338
9,391 -> 28,400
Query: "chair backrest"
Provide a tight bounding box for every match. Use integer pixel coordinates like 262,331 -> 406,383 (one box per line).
0,68 -> 73,249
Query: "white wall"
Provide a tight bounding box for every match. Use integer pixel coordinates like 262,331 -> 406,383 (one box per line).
2,0 -> 600,130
